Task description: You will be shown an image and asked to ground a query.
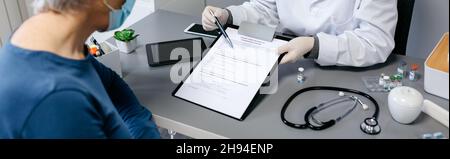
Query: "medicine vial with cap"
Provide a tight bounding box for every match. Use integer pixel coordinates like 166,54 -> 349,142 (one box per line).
297,67 -> 305,84
389,75 -> 397,90
397,61 -> 407,78
383,76 -> 390,91
409,64 -> 419,81
379,73 -> 386,86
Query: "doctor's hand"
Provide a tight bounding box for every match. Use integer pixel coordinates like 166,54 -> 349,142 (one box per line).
278,37 -> 315,64
202,6 -> 230,31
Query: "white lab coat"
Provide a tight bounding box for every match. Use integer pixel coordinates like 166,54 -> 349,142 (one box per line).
227,0 -> 398,67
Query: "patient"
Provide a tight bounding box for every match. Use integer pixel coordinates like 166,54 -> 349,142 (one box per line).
0,0 -> 160,139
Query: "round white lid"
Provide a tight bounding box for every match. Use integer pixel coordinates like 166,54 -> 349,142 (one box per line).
389,87 -> 424,108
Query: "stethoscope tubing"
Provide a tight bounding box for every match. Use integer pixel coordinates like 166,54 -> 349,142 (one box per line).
281,86 -> 380,130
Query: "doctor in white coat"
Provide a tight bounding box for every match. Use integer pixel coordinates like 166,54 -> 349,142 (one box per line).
202,0 -> 398,67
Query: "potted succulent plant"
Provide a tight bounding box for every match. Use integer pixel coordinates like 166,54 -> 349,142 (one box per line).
114,29 -> 139,54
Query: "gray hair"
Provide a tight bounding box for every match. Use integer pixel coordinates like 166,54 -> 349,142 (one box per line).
32,0 -> 88,14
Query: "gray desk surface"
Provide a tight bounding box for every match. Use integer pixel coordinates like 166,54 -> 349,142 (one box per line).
108,10 -> 449,139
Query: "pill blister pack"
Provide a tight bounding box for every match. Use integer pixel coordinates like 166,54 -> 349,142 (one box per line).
362,76 -> 388,92
422,132 -> 447,139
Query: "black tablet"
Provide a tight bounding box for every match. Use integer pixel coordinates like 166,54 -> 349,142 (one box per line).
146,38 -> 207,67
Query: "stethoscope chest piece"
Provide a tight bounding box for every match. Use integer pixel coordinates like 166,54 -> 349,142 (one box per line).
360,117 -> 381,135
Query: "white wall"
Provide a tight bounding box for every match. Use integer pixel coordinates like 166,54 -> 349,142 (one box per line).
156,0 -> 205,17
154,0 -> 249,18
0,1 -> 7,46
206,0 -> 248,8
0,0 -> 28,47
406,0 -> 449,59
22,0 -> 33,19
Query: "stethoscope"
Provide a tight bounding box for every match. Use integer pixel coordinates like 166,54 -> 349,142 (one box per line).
281,86 -> 381,135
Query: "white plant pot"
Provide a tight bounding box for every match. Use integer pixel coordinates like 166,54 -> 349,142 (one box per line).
116,38 -> 137,54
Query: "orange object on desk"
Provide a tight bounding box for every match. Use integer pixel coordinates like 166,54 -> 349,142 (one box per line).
411,64 -> 419,71
89,45 -> 99,56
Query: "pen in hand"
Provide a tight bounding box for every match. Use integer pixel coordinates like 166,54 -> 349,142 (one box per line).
208,9 -> 234,49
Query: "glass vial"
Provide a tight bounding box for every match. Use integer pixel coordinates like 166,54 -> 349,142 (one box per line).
297,67 -> 305,84
409,64 -> 419,81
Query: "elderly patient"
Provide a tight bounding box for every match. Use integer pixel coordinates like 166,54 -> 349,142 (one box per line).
0,0 -> 160,139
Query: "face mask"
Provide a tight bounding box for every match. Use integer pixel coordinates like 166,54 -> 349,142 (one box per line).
103,0 -> 136,31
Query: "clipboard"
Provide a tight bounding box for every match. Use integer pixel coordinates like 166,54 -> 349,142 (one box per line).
172,24 -> 292,121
